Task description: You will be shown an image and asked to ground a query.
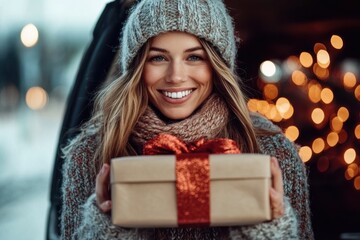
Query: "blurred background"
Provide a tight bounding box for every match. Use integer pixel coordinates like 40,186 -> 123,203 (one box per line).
0,0 -> 110,239
0,0 -> 359,239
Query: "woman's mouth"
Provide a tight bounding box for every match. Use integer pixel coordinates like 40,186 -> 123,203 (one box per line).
161,89 -> 193,99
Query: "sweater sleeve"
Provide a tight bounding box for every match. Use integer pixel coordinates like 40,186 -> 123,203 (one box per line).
249,114 -> 314,239
229,197 -> 298,239
60,134 -> 150,240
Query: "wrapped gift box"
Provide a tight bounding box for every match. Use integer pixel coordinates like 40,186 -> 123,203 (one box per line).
111,154 -> 271,227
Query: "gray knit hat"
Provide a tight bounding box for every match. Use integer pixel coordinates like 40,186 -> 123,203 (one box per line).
120,0 -> 236,73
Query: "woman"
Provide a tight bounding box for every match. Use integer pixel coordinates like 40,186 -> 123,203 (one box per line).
61,0 -> 314,239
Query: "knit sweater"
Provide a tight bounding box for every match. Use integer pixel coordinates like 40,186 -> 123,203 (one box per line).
60,114 -> 314,240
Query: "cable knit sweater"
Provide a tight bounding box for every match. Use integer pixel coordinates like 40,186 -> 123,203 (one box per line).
61,112 -> 314,240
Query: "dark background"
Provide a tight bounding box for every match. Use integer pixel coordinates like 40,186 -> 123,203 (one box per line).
225,0 -> 360,239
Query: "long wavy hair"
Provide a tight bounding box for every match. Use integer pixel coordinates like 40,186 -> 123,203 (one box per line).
85,37 -> 277,168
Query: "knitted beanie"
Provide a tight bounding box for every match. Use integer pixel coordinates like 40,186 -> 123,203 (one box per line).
120,0 -> 236,73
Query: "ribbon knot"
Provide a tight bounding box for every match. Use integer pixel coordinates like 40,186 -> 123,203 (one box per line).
143,133 -> 241,155
143,133 -> 240,227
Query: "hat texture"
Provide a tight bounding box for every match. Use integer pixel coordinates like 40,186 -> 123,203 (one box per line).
120,0 -> 236,73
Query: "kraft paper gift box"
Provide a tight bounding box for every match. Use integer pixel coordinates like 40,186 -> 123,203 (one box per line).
110,153 -> 271,227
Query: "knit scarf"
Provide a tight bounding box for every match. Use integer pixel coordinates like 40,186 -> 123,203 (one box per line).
130,94 -> 230,152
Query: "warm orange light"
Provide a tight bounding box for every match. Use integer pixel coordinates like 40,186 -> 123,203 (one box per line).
257,100 -> 270,115
312,138 -> 325,154
314,43 -> 327,54
311,108 -> 325,124
344,148 -> 356,164
317,50 -> 330,68
263,84 -> 278,100
265,104 -> 278,121
355,124 -> 360,139
299,52 -> 313,68
291,70 -> 308,86
354,85 -> 360,101
337,107 -> 349,122
343,72 -> 357,89
330,35 -> 343,49
345,168 -> 356,180
327,132 -> 339,147
308,82 -> 322,103
247,99 -> 258,112
282,105 -> 294,119
299,146 -> 312,162
271,109 -> 283,122
331,116 -> 343,132
354,176 -> 360,190
285,126 -> 299,142
349,163 -> 359,176
275,97 -> 291,115
320,88 -> 334,104
313,63 -> 329,80
25,86 -> 48,110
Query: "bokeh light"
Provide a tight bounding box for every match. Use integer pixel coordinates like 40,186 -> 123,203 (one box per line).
354,176 -> 360,190
285,126 -> 299,142
308,82 -> 322,103
299,146 -> 312,162
344,148 -> 356,164
312,138 -> 325,154
25,86 -> 48,110
320,88 -> 334,104
337,107 -> 349,122
263,84 -> 278,100
343,72 -> 357,89
299,52 -> 313,68
317,49 -> 330,68
355,124 -> 360,139
291,70 -> 308,86
20,24 -> 39,48
327,132 -> 339,147
330,35 -> 344,49
311,108 -> 325,124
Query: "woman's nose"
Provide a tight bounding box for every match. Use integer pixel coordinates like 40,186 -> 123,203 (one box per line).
165,61 -> 186,83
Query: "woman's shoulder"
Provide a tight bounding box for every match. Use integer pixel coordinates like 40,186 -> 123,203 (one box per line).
250,113 -> 300,157
62,125 -> 100,161
250,112 -> 282,133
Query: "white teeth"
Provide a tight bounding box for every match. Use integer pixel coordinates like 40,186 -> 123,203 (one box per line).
162,90 -> 192,99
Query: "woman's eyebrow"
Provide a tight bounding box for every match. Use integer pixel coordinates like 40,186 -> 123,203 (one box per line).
149,47 -> 168,53
184,46 -> 204,53
149,46 -> 204,53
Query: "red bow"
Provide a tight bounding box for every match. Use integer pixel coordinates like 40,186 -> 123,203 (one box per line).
143,134 -> 241,226
143,133 -> 241,155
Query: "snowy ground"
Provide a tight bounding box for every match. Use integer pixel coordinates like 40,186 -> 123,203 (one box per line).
0,100 -> 65,240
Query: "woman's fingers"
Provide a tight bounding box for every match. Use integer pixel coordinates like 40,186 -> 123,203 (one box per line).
96,163 -> 112,213
271,157 -> 284,195
270,157 -> 284,219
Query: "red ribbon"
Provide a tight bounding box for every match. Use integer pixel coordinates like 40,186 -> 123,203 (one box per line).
143,133 -> 240,226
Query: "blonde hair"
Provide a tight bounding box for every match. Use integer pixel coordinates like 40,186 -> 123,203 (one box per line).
89,42 -> 150,168
199,39 -> 260,153
87,37 -> 275,168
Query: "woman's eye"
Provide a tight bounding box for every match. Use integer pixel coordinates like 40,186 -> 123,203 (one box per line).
188,55 -> 203,61
149,55 -> 166,62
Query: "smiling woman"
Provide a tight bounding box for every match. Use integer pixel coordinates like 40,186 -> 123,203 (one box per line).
59,0 -> 314,239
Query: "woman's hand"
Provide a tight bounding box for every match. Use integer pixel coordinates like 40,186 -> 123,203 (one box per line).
96,163 -> 112,213
270,157 -> 285,219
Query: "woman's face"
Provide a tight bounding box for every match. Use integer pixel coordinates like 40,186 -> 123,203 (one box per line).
142,31 -> 213,120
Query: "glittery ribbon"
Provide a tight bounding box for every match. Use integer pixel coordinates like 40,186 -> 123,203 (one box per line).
143,133 -> 240,226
